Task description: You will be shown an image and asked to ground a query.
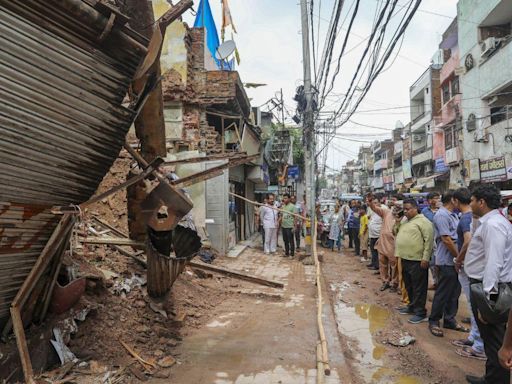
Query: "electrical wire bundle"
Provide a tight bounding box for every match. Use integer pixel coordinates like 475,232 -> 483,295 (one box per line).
310,0 -> 423,166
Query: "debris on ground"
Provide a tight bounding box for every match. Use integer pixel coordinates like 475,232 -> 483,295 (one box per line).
383,331 -> 416,347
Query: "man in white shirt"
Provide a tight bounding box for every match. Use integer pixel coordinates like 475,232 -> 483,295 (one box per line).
260,193 -> 279,254
465,185 -> 512,384
367,194 -> 385,271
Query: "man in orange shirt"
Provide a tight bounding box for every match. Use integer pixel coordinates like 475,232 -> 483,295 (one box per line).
368,195 -> 398,292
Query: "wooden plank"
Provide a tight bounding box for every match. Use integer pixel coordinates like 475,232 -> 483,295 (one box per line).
92,216 -> 129,238
11,308 -> 35,384
188,261 -> 284,289
79,238 -> 145,247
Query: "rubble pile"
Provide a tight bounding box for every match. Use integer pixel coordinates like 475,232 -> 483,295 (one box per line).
32,152 -> 232,383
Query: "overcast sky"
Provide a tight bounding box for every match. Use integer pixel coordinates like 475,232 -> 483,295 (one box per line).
181,0 -> 459,171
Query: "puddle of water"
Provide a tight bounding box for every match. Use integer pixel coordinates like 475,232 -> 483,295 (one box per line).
214,366 -> 340,384
332,289 -> 420,384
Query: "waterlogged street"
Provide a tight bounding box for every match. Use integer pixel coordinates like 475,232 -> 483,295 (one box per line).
151,238 -> 484,384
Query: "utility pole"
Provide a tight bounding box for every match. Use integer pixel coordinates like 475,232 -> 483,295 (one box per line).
300,0 -> 316,254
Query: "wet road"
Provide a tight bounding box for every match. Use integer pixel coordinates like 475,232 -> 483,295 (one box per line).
156,246 -> 348,384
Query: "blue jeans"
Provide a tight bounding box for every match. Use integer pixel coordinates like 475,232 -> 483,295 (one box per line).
459,268 -> 484,354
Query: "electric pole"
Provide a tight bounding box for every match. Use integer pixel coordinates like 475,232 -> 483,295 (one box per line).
300,0 -> 316,254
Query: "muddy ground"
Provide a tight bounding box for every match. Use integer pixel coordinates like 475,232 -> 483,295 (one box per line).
322,242 -> 485,384
19,152 -> 485,383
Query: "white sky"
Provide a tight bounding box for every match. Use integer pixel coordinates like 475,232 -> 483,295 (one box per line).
181,0 -> 459,171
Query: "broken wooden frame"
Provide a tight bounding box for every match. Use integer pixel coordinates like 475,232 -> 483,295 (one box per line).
85,217 -> 284,289
5,215 -> 75,384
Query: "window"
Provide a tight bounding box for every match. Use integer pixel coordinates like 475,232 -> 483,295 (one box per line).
451,76 -> 460,96
445,126 -> 458,150
490,106 -> 508,125
442,84 -> 450,104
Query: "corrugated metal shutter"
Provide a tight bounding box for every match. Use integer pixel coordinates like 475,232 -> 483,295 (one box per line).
0,0 -> 147,326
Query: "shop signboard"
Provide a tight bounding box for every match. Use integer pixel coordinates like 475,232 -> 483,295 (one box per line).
287,165 -> 300,180
434,158 -> 449,173
479,156 -> 507,183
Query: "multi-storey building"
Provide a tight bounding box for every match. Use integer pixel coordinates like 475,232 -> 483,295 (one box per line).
437,18 -> 463,189
373,139 -> 394,193
458,0 -> 512,188
409,60 -> 444,190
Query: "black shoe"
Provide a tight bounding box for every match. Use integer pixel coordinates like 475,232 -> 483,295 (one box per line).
466,375 -> 485,384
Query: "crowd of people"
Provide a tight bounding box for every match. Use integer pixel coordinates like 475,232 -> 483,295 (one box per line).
255,185 -> 512,384
340,185 -> 511,384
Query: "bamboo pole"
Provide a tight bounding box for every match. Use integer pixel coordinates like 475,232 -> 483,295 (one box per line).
312,224 -> 331,376
316,343 -> 325,384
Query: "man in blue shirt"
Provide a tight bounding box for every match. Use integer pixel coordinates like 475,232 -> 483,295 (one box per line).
452,188 -> 485,360
429,190 -> 466,337
347,200 -> 361,255
421,192 -> 440,289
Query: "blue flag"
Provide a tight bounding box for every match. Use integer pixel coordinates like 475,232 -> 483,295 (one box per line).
194,0 -> 221,68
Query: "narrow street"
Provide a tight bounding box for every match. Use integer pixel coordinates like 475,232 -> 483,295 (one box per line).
153,235 -> 485,384
163,244 -> 347,384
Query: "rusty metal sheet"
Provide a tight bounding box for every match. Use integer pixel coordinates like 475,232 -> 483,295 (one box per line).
0,0 -> 148,326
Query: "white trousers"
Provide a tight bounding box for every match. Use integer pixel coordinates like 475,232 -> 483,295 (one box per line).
264,227 -> 277,253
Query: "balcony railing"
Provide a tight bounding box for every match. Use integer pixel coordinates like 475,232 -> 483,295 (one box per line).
411,112 -> 426,124
412,146 -> 428,156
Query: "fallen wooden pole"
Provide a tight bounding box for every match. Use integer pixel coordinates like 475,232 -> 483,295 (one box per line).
313,225 -> 331,376
316,343 -> 325,384
79,237 -> 145,248
87,224 -> 147,268
188,261 -> 284,289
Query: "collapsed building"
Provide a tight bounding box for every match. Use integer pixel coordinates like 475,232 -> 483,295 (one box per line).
0,0 -> 262,382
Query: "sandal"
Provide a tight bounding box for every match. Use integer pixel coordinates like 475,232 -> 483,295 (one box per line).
444,323 -> 470,333
429,324 -> 444,337
451,339 -> 473,348
455,346 -> 486,361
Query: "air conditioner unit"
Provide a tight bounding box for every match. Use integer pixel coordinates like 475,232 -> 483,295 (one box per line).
474,120 -> 488,142
481,37 -> 498,58
413,134 -> 423,142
